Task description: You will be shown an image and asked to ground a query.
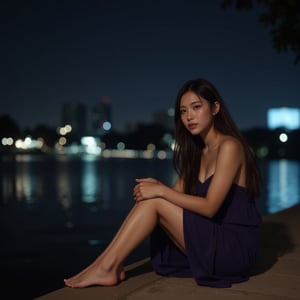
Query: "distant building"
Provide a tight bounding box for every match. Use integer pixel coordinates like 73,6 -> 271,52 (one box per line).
62,102 -> 87,136
267,107 -> 300,130
91,96 -> 112,135
153,108 -> 174,131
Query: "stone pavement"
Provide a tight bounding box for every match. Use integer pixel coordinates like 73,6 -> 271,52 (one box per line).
36,204 -> 300,300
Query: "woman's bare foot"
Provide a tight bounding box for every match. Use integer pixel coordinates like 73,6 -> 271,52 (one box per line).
64,263 -> 125,288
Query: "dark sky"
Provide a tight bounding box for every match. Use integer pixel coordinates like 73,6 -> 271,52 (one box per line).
1,0 -> 299,132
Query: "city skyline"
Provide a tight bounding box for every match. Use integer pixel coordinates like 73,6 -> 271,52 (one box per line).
1,1 -> 299,132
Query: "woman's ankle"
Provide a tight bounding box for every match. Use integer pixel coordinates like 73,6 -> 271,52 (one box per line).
99,254 -> 121,275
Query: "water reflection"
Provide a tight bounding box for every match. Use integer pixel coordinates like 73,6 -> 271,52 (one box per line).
0,156 -> 299,217
15,155 -> 44,203
81,156 -> 100,204
267,159 -> 299,214
56,156 -> 72,210
1,165 -> 14,204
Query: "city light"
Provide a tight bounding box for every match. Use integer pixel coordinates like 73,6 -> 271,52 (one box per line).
102,149 -> 138,158
167,108 -> 175,117
57,124 -> 72,136
1,137 -> 14,146
142,150 -> 154,159
117,142 -> 125,150
147,143 -> 156,151
102,121 -> 111,131
1,103 -> 300,161
81,136 -> 101,155
81,136 -> 97,146
162,133 -> 174,148
14,136 -> 44,150
279,133 -> 288,143
268,107 -> 300,130
58,137 -> 67,146
65,124 -> 72,132
157,150 -> 167,160
256,146 -> 269,158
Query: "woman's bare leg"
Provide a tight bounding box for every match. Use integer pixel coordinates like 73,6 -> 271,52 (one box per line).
66,204 -> 145,283
68,202 -> 149,281
64,199 -> 184,288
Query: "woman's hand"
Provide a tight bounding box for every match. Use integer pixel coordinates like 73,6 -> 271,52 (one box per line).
133,178 -> 164,201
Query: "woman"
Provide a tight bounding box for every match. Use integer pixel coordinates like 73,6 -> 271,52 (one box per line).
64,78 -> 261,288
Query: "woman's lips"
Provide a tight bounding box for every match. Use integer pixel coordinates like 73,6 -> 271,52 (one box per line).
188,123 -> 197,130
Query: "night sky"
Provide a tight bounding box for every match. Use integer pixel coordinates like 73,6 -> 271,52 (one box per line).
1,0 -> 299,132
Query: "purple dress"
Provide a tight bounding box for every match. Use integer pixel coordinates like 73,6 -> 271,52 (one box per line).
150,175 -> 261,288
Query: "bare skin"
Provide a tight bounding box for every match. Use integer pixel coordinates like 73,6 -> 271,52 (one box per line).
64,198 -> 185,288
64,90 -> 248,288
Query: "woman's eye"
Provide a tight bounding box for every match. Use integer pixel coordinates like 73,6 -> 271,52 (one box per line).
180,109 -> 186,114
193,105 -> 201,110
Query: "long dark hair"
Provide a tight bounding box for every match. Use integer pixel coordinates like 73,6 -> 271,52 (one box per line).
172,78 -> 261,199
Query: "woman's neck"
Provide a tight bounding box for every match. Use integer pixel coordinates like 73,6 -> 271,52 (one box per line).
202,131 -> 220,153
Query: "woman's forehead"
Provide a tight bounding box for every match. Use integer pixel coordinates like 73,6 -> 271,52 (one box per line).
180,91 -> 204,105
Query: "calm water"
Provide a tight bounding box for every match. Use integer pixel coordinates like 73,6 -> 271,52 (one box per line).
0,154 -> 300,299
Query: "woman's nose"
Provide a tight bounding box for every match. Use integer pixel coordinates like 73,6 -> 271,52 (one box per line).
187,110 -> 193,120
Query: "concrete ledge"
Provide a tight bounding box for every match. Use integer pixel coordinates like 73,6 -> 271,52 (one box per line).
36,204 -> 300,300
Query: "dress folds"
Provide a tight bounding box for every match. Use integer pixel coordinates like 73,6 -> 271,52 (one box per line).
150,175 -> 261,288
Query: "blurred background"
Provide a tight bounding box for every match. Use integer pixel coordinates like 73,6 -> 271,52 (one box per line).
1,0 -> 299,299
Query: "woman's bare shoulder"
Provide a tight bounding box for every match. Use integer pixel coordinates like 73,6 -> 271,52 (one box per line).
219,135 -> 242,150
218,136 -> 244,161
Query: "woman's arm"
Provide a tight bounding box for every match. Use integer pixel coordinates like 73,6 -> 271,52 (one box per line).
134,139 -> 244,218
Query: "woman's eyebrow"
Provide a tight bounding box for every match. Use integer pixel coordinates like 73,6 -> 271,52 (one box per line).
180,100 -> 201,108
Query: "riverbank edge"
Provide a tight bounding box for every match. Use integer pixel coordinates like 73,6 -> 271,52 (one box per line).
36,204 -> 300,300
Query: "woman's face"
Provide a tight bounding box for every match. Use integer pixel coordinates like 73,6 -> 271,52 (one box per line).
179,91 -> 216,136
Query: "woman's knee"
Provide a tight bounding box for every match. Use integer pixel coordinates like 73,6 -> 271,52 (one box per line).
135,198 -> 162,211
135,198 -> 182,218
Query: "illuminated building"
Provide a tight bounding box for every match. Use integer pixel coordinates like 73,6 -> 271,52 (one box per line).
267,107 -> 300,130
62,102 -> 87,136
153,108 -> 174,131
91,96 -> 112,135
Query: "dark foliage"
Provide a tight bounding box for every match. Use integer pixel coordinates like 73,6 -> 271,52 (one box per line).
222,0 -> 300,64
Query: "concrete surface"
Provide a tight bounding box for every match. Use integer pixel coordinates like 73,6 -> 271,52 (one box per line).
36,204 -> 300,300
